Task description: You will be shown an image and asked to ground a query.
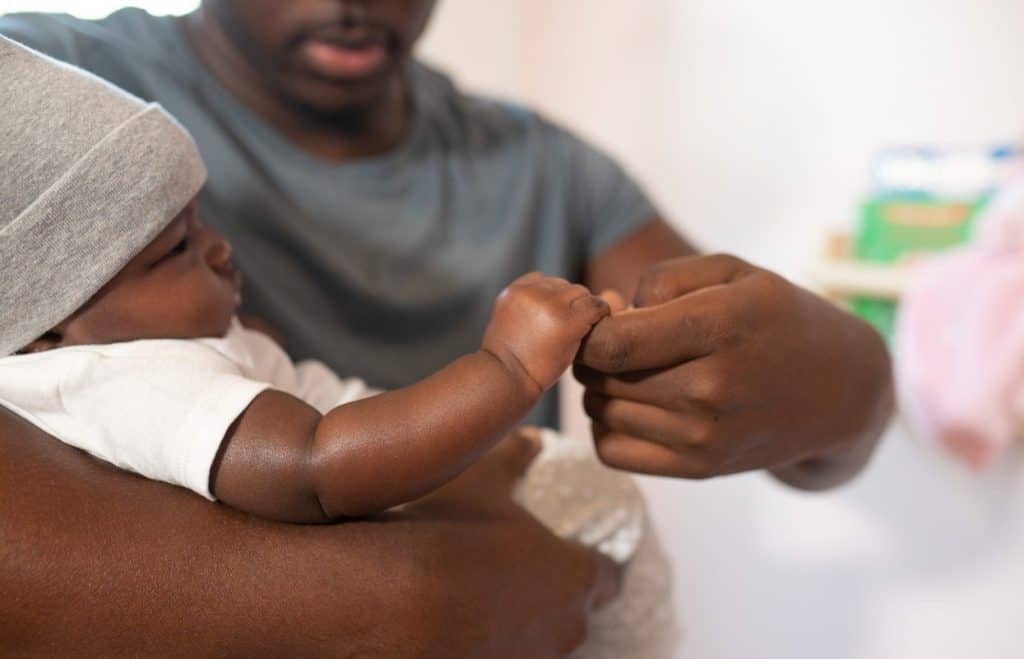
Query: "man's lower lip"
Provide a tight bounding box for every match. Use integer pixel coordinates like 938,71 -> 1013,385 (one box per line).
301,40 -> 388,78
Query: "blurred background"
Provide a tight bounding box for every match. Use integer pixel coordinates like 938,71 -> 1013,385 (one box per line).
6,1 -> 1024,657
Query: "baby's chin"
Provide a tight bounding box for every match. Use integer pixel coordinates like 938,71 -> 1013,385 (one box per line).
212,307 -> 240,338
196,299 -> 241,340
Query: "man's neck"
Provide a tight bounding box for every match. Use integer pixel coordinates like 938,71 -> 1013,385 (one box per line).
179,10 -> 410,163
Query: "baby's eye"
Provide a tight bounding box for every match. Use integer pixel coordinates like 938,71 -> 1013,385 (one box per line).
170,237 -> 189,256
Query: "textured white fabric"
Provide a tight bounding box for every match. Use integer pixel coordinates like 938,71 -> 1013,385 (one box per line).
520,430 -> 681,659
0,318 -> 376,498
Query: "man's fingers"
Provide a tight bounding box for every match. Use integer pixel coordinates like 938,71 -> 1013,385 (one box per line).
574,361 -> 715,413
582,391 -> 715,450
633,253 -> 752,307
592,429 -> 714,479
576,294 -> 724,374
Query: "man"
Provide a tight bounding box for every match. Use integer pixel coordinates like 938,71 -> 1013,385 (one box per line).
0,1 -> 892,655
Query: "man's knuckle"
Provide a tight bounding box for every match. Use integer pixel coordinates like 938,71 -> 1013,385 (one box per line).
690,374 -> 727,409
709,252 -> 747,271
635,266 -> 671,301
715,323 -> 746,351
677,311 -> 709,341
664,386 -> 693,413
646,280 -> 679,304
750,270 -> 791,302
690,420 -> 716,446
589,336 -> 630,372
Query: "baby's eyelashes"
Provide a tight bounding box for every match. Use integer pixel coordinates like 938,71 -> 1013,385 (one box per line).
170,237 -> 189,255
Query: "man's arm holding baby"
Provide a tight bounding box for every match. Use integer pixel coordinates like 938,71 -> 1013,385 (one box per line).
213,274 -> 610,522
0,406 -> 616,658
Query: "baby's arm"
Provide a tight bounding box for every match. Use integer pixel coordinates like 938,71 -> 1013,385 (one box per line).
211,274 -> 610,522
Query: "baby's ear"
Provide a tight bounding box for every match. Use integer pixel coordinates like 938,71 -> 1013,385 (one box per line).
18,331 -> 64,354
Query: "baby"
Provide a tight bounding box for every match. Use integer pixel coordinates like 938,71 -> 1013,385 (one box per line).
0,36 -> 677,657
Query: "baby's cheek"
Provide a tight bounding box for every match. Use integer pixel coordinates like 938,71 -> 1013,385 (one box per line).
168,280 -> 226,338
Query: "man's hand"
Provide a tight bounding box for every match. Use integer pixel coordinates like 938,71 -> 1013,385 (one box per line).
483,273 -> 610,394
576,254 -> 893,490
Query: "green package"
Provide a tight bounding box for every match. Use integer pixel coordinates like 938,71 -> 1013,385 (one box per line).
851,197 -> 986,337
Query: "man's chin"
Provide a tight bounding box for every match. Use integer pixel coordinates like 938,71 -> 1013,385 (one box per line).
280,77 -> 397,126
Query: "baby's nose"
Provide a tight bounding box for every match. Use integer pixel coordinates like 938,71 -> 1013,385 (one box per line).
205,233 -> 234,271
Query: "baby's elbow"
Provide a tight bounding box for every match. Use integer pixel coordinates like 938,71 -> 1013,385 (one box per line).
311,486 -> 393,520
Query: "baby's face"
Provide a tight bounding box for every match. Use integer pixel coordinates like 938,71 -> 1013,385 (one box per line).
37,199 -> 241,349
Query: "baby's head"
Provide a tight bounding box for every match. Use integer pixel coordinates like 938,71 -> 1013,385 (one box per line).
0,36 -> 238,356
21,196 -> 242,353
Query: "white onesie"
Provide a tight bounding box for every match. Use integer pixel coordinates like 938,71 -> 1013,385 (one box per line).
0,318 -> 376,498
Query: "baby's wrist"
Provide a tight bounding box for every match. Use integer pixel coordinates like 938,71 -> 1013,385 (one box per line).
479,344 -> 544,403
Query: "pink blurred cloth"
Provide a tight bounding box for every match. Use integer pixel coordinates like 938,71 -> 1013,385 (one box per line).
895,175 -> 1024,469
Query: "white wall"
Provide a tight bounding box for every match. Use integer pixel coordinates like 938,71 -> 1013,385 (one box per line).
422,2 -> 1024,659
1,0 -> 198,18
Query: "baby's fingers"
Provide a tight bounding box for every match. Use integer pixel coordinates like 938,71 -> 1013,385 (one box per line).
568,291 -> 612,326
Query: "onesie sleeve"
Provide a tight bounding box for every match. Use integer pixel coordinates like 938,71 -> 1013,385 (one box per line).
220,322 -> 381,415
291,360 -> 382,413
37,342 -> 268,500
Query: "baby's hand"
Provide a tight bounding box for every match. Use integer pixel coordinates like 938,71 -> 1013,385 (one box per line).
483,273 -> 611,394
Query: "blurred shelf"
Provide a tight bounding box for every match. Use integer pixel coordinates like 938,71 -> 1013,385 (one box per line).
810,260 -> 908,301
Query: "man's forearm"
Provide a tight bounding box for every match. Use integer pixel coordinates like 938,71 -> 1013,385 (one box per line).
0,408 -> 599,658
0,409 -> 438,656
769,418 -> 887,491
771,328 -> 895,491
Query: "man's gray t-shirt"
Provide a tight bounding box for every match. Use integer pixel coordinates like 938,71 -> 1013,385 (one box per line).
0,9 -> 658,427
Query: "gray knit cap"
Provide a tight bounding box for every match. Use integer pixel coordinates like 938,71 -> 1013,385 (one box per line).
0,35 -> 207,356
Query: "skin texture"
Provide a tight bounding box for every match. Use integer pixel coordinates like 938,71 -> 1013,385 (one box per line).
215,273 -> 609,521
0,410 -> 619,658
581,222 -> 894,489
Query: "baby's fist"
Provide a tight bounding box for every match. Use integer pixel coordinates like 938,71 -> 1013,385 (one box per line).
483,273 -> 611,394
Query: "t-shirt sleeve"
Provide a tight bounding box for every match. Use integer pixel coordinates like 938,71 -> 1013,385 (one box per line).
547,120 -> 661,259
0,10 -> 159,98
0,12 -> 96,63
37,344 -> 268,500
